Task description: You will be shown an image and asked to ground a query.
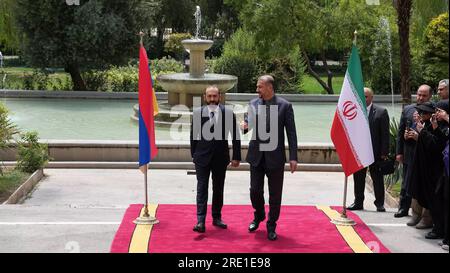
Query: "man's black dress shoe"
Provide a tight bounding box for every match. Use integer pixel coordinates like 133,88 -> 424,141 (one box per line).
347,203 -> 364,211
425,231 -> 444,240
213,219 -> 227,229
394,209 -> 409,218
193,223 -> 205,233
267,231 -> 277,241
248,219 -> 264,232
376,206 -> 386,212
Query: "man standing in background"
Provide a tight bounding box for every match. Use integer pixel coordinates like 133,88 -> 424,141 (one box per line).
347,88 -> 390,212
394,85 -> 433,229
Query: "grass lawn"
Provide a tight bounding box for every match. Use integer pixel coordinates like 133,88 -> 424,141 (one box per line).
301,74 -> 344,94
0,169 -> 29,203
1,67 -> 70,90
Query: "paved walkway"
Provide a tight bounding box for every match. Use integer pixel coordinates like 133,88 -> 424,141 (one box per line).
0,169 -> 446,253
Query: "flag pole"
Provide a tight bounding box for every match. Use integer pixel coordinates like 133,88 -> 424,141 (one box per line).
331,30 -> 359,227
331,175 -> 356,226
133,31 -> 159,226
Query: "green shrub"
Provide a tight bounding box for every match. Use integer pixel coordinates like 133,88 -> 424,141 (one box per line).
0,103 -> 18,149
82,70 -> 109,91
263,47 -> 307,94
82,59 -> 184,92
384,117 -> 402,189
214,55 -> 259,93
164,33 -> 192,60
16,131 -> 50,173
214,29 -> 260,93
423,13 -> 449,82
151,57 -> 184,74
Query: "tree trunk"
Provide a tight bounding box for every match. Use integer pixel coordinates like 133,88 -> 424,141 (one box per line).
321,51 -> 334,94
302,50 -> 333,94
65,63 -> 86,91
394,0 -> 412,106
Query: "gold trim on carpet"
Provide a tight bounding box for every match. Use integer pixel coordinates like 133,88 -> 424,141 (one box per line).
316,206 -> 373,253
128,204 -> 159,253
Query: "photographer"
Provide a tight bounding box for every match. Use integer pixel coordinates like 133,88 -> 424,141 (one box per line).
408,102 -> 448,241
435,108 -> 449,251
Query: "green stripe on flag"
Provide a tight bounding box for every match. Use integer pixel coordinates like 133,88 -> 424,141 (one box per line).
347,45 -> 367,116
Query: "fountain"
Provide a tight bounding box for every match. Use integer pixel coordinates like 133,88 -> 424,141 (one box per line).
132,6 -> 238,126
156,6 -> 237,108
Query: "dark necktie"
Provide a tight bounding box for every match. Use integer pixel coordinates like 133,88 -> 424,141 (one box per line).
210,111 -> 215,133
265,103 -> 271,132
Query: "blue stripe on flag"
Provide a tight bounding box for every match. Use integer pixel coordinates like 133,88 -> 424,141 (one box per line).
139,111 -> 151,166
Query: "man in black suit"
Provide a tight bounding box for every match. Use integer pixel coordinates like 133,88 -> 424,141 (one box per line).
347,87 -> 390,212
242,75 -> 298,241
394,85 -> 432,222
190,86 -> 241,233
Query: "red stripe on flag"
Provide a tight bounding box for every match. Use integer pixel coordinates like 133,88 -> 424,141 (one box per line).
139,46 -> 158,161
330,112 -> 362,176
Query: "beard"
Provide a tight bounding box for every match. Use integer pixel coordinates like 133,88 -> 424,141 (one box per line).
207,100 -> 219,105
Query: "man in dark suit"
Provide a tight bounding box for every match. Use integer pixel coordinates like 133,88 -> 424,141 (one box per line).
394,84 -> 433,222
347,87 -> 390,212
190,85 -> 241,233
242,75 -> 298,241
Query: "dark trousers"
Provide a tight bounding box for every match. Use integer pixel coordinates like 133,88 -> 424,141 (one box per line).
431,174 -> 447,235
398,163 -> 412,211
195,161 -> 227,223
250,158 -> 285,231
444,176 -> 449,244
353,164 -> 385,207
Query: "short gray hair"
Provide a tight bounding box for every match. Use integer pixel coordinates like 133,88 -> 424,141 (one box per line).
258,75 -> 275,87
439,79 -> 449,88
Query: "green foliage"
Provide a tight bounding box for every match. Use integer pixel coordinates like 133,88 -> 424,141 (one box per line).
0,102 -> 19,175
214,29 -> 260,93
422,13 -> 449,84
384,117 -> 402,188
15,0 -> 150,89
261,47 -> 307,94
83,58 -> 184,92
16,131 -> 50,174
0,0 -> 19,52
164,33 -> 192,60
366,17 -> 401,95
0,169 -> 28,201
0,102 -> 19,151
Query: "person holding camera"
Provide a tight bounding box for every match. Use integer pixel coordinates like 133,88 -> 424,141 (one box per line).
434,107 -> 449,250
394,85 -> 433,228
347,87 -> 390,212
408,102 -> 448,240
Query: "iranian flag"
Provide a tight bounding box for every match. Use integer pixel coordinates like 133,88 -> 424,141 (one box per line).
331,45 -> 374,177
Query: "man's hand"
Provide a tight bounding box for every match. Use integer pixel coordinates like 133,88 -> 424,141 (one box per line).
431,114 -> 438,130
416,121 -> 424,133
230,160 -> 240,168
290,160 -> 298,174
381,155 -> 388,160
407,129 -> 419,141
396,154 -> 403,164
404,130 -> 411,140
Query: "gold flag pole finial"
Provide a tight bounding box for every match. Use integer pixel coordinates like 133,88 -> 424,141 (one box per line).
139,31 -> 145,46
353,30 -> 358,46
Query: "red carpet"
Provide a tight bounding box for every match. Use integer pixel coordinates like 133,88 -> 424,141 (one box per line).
110,204 -> 390,253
